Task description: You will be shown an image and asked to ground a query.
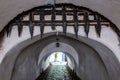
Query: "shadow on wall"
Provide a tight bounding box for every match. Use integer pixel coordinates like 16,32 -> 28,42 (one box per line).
0,31 -> 4,48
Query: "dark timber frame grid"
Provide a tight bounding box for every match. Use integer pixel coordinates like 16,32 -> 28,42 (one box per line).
1,3 -> 120,38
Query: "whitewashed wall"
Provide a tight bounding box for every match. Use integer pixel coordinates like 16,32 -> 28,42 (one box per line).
0,25 -> 120,64
42,57 -> 50,71
37,42 -> 79,66
67,56 -> 74,70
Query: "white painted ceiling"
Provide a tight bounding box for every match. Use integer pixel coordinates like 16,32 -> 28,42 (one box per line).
0,0 -> 120,31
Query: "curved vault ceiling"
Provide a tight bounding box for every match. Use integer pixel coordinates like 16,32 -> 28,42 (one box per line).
0,0 -> 120,32
1,33 -> 120,80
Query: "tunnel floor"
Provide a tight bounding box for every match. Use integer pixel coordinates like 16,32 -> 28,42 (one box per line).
36,64 -> 81,80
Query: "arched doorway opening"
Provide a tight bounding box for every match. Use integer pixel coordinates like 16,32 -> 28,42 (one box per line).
0,33 -> 119,80
36,51 -> 80,80
0,2 -> 119,80
45,52 -> 68,66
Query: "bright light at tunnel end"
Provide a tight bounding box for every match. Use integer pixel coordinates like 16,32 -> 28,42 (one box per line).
49,52 -> 67,65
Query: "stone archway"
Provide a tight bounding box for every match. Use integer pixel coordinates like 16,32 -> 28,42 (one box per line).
37,42 -> 79,73
0,32 -> 120,80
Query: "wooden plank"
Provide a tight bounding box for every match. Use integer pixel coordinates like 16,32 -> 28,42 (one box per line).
40,9 -> 44,38
84,12 -> 89,37
62,5 -> 67,35
73,7 -> 79,38
51,6 -> 55,30
29,12 -> 34,38
96,15 -> 101,37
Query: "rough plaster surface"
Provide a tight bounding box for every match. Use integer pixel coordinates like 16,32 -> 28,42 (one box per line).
0,0 -> 120,31
0,33 -> 120,80
38,42 -> 77,71
0,26 -> 119,64
38,42 -> 79,65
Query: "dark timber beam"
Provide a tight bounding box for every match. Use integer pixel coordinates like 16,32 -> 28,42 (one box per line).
29,12 -> 34,38
73,7 -> 79,38
51,6 -> 56,30
62,5 -> 67,35
96,15 -> 101,37
16,18 -> 22,37
40,9 -> 44,38
1,3 -> 119,39
84,12 -> 89,37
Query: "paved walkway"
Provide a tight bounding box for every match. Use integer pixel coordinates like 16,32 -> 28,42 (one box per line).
36,64 -> 81,80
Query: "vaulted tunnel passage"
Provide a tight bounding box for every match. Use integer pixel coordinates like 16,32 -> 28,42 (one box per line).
0,33 -> 120,80
0,3 -> 120,80
36,51 -> 81,80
